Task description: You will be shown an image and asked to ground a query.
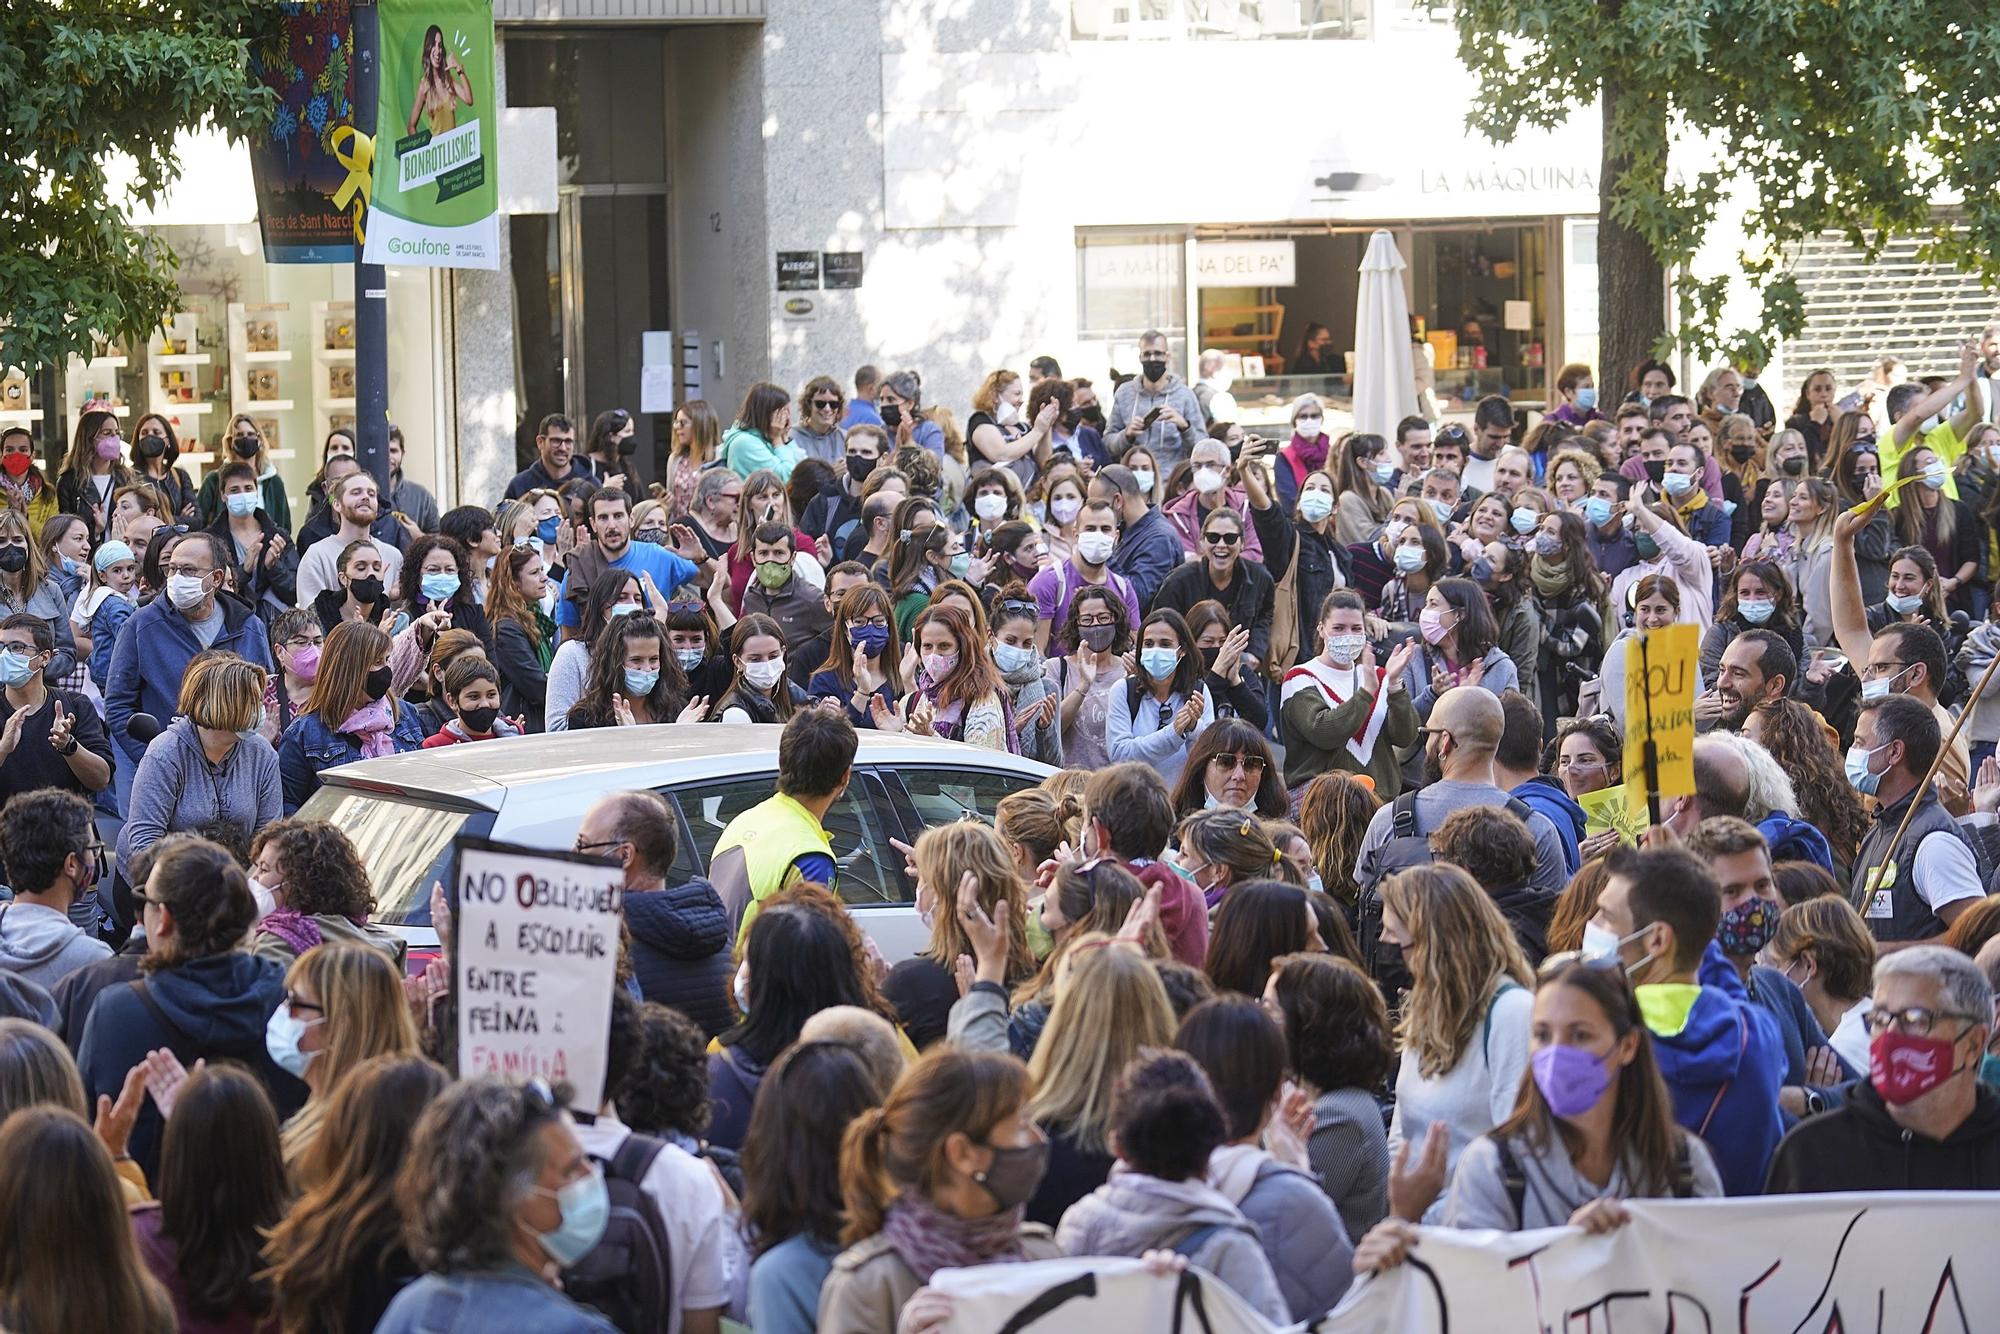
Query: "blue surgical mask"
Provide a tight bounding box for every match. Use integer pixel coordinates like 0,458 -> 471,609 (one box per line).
1139,646 -> 1180,680
1575,386 -> 1598,410
948,551 -> 972,580
624,667 -> 660,695
528,1168 -> 611,1268
1737,598 -> 1775,625
994,642 -> 1036,673
675,647 -> 705,671
1922,460 -> 1948,489
1886,591 -> 1924,615
1510,507 -> 1538,534
1427,498 -> 1454,524
1298,491 -> 1335,523
264,1004 -> 321,1079
1844,741 -> 1888,795
419,571 -> 461,602
0,650 -> 35,689
1393,545 -> 1425,574
848,624 -> 890,659
1468,556 -> 1495,583
536,515 -> 562,543
1372,463 -> 1396,485
1583,496 -> 1613,528
611,601 -> 644,618
1662,471 -> 1695,496
225,491 -> 259,519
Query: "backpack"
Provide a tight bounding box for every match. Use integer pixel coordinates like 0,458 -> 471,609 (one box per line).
1492,1132 -> 1696,1227
562,1133 -> 674,1334
1357,791 -> 1535,992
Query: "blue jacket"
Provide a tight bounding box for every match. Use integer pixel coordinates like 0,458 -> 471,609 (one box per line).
105,592 -> 272,764
625,879 -> 734,1039
1758,813 -> 1835,875
1107,506 -> 1184,611
1512,774 -> 1584,878
277,705 -> 428,814
1699,947 -> 1850,1091
376,1265 -> 616,1334
1653,941 -> 1788,1196
86,593 -> 133,689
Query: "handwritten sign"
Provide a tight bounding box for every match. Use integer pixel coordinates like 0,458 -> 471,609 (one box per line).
454,837 -> 622,1110
1622,623 -> 1697,803
1578,783 -> 1647,846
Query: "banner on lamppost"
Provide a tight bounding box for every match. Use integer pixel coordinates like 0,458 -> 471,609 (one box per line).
360,0 -> 500,270
247,2 -> 359,264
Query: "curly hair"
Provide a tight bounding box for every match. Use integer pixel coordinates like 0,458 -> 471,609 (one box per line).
613,1001 -> 712,1139
140,838 -> 257,971
1297,772 -> 1382,906
1269,952 -> 1393,1093
1060,583 -> 1133,657
1431,804 -> 1539,892
397,1077 -> 574,1273
1751,699 -> 1867,870
266,820 -> 376,920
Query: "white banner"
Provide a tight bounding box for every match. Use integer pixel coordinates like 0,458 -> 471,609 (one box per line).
454,837 -> 623,1111
1194,239 -> 1297,289
933,1194 -> 1996,1333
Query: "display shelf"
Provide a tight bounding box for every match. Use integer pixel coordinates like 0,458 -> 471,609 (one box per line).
310,300 -> 359,450
242,350 -> 293,364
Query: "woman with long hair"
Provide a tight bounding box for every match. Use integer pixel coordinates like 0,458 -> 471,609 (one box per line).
1297,771 -> 1383,917
710,611 -> 802,724
663,593 -> 731,701
1786,476 -> 1842,646
277,619 -> 425,812
724,382 -> 803,479
820,1048 -> 1060,1332
721,467 -> 818,617
1036,461 -> 1088,566
269,943 -> 422,1173
0,1107 -> 175,1332
1528,509 -> 1610,725
1785,366 -> 1838,468
1377,864 -> 1535,1222
1203,868 -> 1352,987
809,582 -> 905,726
994,785 -> 1083,884
0,508 -> 79,682
485,543 -> 554,732
1406,575 -> 1518,718
890,603 -> 1009,749
1331,432 -> 1396,546
1266,952 -> 1396,1242
664,400 -> 723,520
39,511 -> 90,602
58,407 -> 138,544
1867,544 -> 1957,658
1893,441 -> 1982,616
129,411 -> 197,522
1171,716 -> 1286,820
1183,597 -> 1268,730
1372,501 -> 1449,622
988,585 -> 1061,764
1698,558 -> 1804,684
887,821 -> 1034,1050
405,21 -> 474,135
1596,574 -> 1702,728
544,567 -> 645,732
1742,699 -> 1868,879
391,533 -> 491,657
263,1055 -> 450,1334
1047,585 -> 1130,771
1478,535 -> 1542,699
131,1064 -> 290,1330
567,609 -> 699,729
308,538 -> 396,635
1280,589 -> 1420,800
1545,715 -> 1623,861
743,1042 -> 885,1334
887,523 -> 966,638
1107,607 -> 1213,785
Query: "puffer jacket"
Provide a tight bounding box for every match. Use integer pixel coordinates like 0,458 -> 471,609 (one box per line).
1206,1144 -> 1353,1320
626,880 -> 734,1038
1054,1167 -> 1288,1324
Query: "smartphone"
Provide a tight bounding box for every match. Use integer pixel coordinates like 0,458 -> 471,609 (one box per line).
1142,406 -> 1164,428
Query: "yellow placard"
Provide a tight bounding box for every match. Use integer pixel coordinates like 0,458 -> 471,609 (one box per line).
1622,623 -> 1698,802
1846,470 -> 1925,521
1578,783 -> 1649,846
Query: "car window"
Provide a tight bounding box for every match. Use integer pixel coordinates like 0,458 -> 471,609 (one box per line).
895,767 -> 1042,832
665,774 -> 904,907
296,788 -> 491,926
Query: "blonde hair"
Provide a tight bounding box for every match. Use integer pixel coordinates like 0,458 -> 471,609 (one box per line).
178,652 -> 269,733
994,788 -> 1083,868
280,945 -> 421,1177
1381,865 -> 1533,1078
1547,447 -> 1603,491
912,823 -> 1032,982
1025,940 -> 1175,1153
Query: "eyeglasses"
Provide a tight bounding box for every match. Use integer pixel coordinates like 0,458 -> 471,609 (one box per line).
1861,660 -> 1910,680
573,837 -> 629,856
1415,727 -> 1453,742
284,636 -> 324,650
812,398 -> 842,411
164,564 -> 213,580
852,615 -> 890,629
1203,531 -> 1241,546
284,990 -> 325,1017
1077,616 -> 1116,629
1209,752 -> 1268,773
1863,1006 -> 1983,1038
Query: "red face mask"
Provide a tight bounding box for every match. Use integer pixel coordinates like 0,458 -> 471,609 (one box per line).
1870,1029 -> 1964,1105
0,453 -> 30,479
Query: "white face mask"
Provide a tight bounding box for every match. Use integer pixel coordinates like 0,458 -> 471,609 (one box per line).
744,657 -> 787,690
1050,497 -> 1082,525
974,493 -> 1007,522
995,400 -> 1021,427
166,572 -> 210,611
1192,466 -> 1226,495
1075,532 -> 1116,565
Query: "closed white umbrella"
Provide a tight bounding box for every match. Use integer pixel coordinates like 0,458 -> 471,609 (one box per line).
1352,229 -> 1419,453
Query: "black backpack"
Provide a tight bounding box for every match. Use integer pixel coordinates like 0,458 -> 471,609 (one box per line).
1492,1132 -> 1696,1226
563,1133 -> 674,1334
1357,790 -> 1536,994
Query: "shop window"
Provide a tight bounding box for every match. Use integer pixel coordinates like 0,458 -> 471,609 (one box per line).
1077,230 -> 1187,370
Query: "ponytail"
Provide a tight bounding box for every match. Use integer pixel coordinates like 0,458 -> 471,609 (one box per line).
838,1106 -> 892,1244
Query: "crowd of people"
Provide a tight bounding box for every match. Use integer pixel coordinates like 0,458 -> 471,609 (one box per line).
0,331 -> 1994,1330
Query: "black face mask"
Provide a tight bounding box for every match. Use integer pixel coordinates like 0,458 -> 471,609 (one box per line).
1201,645 -> 1221,672
1643,459 -> 1667,485
364,665 -> 394,701
847,454 -> 876,484
1729,444 -> 1756,464
1140,358 -> 1168,383
460,705 -> 500,734
348,575 -> 384,605
1780,456 -> 1806,477
136,434 -> 168,459
0,546 -> 26,575
879,403 -> 903,430
231,435 -> 262,459
616,435 -> 639,457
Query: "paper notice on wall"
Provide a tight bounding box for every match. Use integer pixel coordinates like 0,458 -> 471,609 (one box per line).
1504,299 -> 1533,331
640,330 -> 674,413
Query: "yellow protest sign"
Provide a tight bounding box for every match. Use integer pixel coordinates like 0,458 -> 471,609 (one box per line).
1622,623 -> 1697,803
1578,783 -> 1648,847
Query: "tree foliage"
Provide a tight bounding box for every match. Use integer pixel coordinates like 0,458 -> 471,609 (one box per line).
0,1 -> 284,371
1453,0 -> 2000,365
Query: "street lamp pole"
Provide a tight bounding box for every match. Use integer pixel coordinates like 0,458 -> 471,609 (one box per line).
351,0 -> 391,498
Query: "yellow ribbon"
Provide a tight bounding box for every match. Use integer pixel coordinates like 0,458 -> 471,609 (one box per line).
330,124 -> 375,244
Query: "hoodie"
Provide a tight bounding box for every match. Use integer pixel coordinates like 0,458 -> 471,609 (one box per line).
1486,882 -> 1553,965
1206,1145 -> 1353,1320
704,1043 -> 768,1153
625,880 -> 733,1039
76,951 -> 305,1179
1511,774 -> 1584,878
1127,860 -> 1209,968
1645,941 -> 1788,1196
1766,1081 -> 2000,1193
0,900 -> 110,991
1055,1168 -> 1288,1325
1756,813 -> 1835,876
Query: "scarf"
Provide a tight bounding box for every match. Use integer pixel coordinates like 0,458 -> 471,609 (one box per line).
1528,553 -> 1574,600
338,699 -> 398,758
1280,657 -> 1389,764
878,1193 -> 1027,1283
1289,432 -> 1329,473
997,646 -> 1046,689
257,908 -> 323,956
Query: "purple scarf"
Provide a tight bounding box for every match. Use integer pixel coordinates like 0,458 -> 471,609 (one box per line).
339,699 -> 397,758
878,1193 -> 1027,1283
257,908 -> 323,956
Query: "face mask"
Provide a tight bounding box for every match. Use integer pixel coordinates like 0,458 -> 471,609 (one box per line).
0,546 -> 27,576
847,623 -> 889,659
1633,534 -> 1660,560
0,454 -> 28,479
1382,519 -> 1408,547
1426,498 -> 1454,524
1533,533 -> 1562,558
1418,606 -> 1451,642
1531,1043 -> 1613,1118
231,434 -> 262,459
1132,469 -> 1156,493
616,434 -> 639,457
1845,741 -> 1888,793
223,490 -> 260,520
1326,632 -> 1366,665
921,652 -> 958,680
744,657 -> 787,690
1779,455 -> 1806,477
1871,1028 -> 1968,1106
1575,387 -> 1598,410
1140,358 -> 1168,383
1139,646 -> 1179,679
1468,556 -> 1496,584
288,644 -> 321,682
528,1169 -> 612,1268
625,667 -> 661,696
1510,507 -> 1538,534
974,1138 -> 1051,1212
675,647 -> 705,672
364,665 -> 394,701
1372,463 -> 1397,485
136,434 -> 167,459
1394,545 -> 1426,574
94,437 -> 123,461
1643,459 -> 1667,485
754,560 -> 791,590
879,402 -> 903,430
1294,415 -> 1323,437
847,454 -> 877,485
1885,592 -> 1924,615
947,551 -> 972,580
1580,920 -> 1650,967
0,651 -> 35,690
1192,467 -> 1225,495
1583,496 -> 1613,528
460,705 -> 500,734
974,493 -> 1008,521
633,527 -> 667,546
236,705 -> 267,742
348,575 -> 385,605
1737,598 -> 1775,625
167,573 -> 210,611
420,572 -> 461,602
264,1005 -> 322,1079
1662,470 -> 1695,496
1080,624 -> 1116,653
1075,532 -> 1116,566
1729,444 -> 1757,464
536,515 -> 562,544
994,642 -> 1036,674
1716,896 -> 1779,957
1637,395 -> 1652,409
1049,497 -> 1082,526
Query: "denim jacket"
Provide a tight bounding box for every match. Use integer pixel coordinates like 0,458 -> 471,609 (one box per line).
373,1265 -> 618,1334
277,705 -> 427,814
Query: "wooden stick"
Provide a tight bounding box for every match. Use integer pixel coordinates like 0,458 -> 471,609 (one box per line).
1862,644 -> 2000,902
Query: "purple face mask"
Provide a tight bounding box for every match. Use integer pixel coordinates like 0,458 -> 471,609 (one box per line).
1531,1043 -> 1613,1118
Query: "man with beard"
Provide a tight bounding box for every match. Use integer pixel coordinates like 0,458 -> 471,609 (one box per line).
1699,629 -> 1795,733
1351,685 -> 1569,895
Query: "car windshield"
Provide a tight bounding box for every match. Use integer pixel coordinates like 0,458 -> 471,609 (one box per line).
296,787 -> 486,925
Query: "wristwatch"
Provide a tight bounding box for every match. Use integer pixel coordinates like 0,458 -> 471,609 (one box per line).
55,737 -> 77,757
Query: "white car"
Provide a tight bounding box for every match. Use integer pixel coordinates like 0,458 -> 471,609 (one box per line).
296,724 -> 1056,971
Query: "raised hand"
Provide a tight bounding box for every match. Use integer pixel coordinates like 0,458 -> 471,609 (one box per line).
142,1049 -> 201,1121
45,700 -> 72,754
677,696 -> 711,724
612,693 -> 636,728
1387,1120 -> 1449,1223
957,871 -> 1010,985
94,1062 -> 147,1160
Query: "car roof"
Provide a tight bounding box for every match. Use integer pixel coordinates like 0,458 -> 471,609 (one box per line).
316,724 -> 1052,811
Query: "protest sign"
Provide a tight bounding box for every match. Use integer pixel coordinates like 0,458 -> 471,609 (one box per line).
453,837 -> 621,1110
1622,622 -> 1697,811
934,1194 -> 1996,1333
361,0 -> 501,269
1578,782 -> 1647,846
